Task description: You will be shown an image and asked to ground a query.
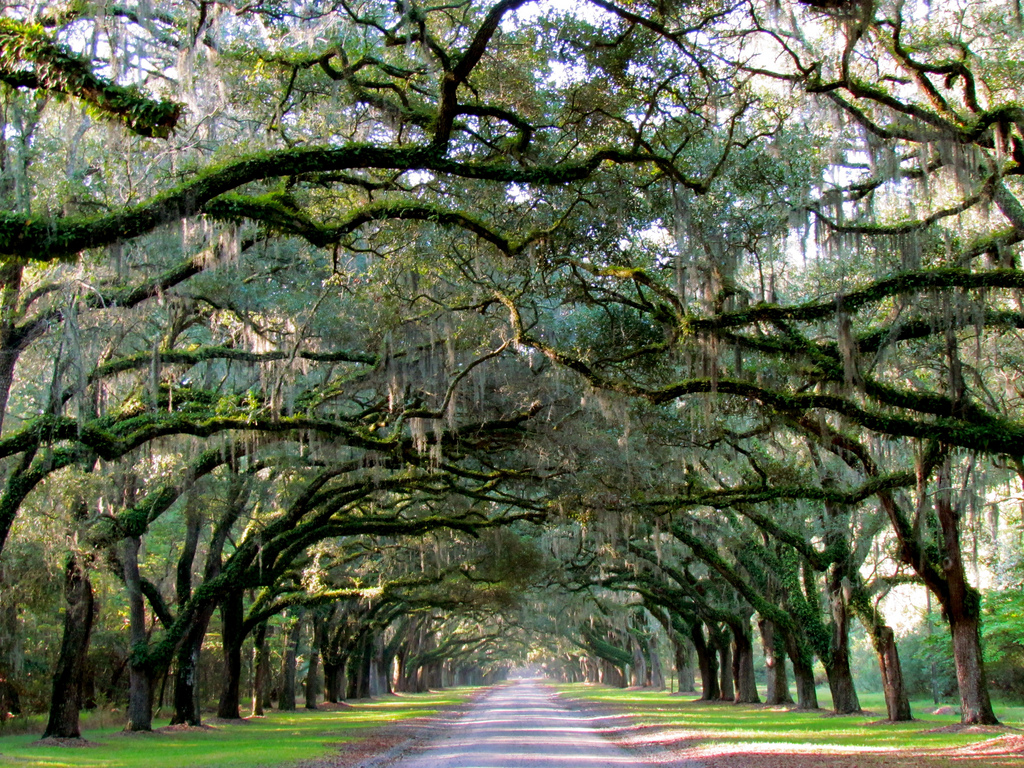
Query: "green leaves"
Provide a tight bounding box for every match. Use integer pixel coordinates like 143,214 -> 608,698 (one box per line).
0,18 -> 181,138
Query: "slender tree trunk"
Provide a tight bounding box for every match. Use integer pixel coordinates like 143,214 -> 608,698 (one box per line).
217,590 -> 245,719
279,614 -> 302,711
42,554 -> 95,739
0,261 -> 24,439
305,614 -> 324,710
171,506 -> 206,726
251,621 -> 270,717
759,618 -> 793,705
849,577 -> 911,721
123,536 -> 154,731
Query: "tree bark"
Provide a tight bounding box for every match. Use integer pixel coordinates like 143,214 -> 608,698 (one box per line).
324,660 -> 346,703
824,561 -> 861,714
170,505 -> 206,726
170,613 -> 212,726
305,613 -> 324,710
759,618 -> 793,705
217,589 -> 245,719
717,633 -> 734,702
646,635 -> 665,690
731,621 -> 760,704
123,535 -> 154,731
629,635 -> 646,687
950,610 -> 996,724
347,634 -> 371,698
673,637 -> 696,693
934,467 -> 999,725
876,623 -> 912,721
42,553 -> 95,739
785,631 -> 818,710
691,624 -> 720,700
251,621 -> 271,716
278,613 -> 302,711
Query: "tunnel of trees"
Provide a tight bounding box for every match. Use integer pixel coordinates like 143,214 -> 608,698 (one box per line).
0,0 -> 1023,739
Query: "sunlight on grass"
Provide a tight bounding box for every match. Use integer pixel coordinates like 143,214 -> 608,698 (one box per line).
551,683 -> 1022,753
0,690 -> 472,768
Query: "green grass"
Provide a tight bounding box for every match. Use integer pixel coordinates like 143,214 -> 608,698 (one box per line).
0,690 -> 472,768
551,683 -> 1022,753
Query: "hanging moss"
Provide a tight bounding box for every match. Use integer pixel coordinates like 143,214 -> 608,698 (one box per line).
0,18 -> 181,137
682,268 -> 1024,333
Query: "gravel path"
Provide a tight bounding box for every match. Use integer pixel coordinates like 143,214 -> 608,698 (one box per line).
387,678 -> 657,768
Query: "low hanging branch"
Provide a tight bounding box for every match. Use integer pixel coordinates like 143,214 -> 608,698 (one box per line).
0,145 -> 661,262
0,18 -> 181,138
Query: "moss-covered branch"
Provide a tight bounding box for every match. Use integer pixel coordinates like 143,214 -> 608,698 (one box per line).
0,145 -> 657,262
0,18 -> 181,137
682,267 -> 1024,333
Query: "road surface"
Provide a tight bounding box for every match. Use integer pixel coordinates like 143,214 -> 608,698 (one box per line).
390,678 -> 652,768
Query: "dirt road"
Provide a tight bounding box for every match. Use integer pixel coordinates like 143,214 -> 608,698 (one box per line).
389,678 -> 654,768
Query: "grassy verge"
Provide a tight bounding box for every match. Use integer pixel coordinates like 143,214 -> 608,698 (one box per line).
0,689 -> 473,768
550,684 -> 1024,768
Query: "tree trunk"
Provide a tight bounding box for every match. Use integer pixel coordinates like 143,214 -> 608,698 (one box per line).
369,633 -> 388,697
629,636 -> 646,687
217,589 -> 245,719
785,631 -> 818,710
0,261 -> 25,440
732,621 -> 760,704
600,658 -> 626,688
934,469 -> 999,725
691,624 -> 720,700
305,613 -> 324,710
347,634 -> 371,698
42,554 -> 95,739
278,614 -> 302,711
646,635 -> 665,690
759,618 -> 793,705
877,463 -> 997,725
170,615 -> 212,726
825,563 -> 861,714
717,635 -> 734,702
171,505 -> 207,726
673,637 -> 696,693
324,660 -> 346,703
123,535 -> 154,732
950,611 -> 997,724
875,623 -> 912,721
251,621 -> 270,717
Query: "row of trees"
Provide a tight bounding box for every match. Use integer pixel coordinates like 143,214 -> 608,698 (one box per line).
0,0 -> 1023,737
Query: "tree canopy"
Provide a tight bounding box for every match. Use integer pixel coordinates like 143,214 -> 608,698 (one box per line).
1,0 -> 1023,736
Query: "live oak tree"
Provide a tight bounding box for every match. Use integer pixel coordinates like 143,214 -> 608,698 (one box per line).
2,0 -> 1024,733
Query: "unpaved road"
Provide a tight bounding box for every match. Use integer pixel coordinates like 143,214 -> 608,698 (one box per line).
389,678 -> 655,768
